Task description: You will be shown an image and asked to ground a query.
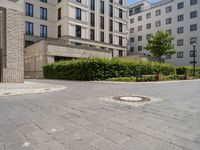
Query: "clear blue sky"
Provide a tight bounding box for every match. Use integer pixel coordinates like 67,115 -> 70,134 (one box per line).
128,0 -> 161,5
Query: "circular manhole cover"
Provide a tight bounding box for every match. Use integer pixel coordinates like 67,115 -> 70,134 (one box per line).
3,93 -> 12,95
113,96 -> 150,103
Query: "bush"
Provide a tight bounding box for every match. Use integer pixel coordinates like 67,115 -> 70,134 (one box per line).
43,58 -> 175,81
176,66 -> 188,75
176,66 -> 200,76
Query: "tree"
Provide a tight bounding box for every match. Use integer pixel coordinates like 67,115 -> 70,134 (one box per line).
144,30 -> 175,76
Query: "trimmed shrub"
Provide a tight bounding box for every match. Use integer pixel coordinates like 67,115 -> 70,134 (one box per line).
176,66 -> 200,76
43,58 -> 175,81
176,66 -> 189,75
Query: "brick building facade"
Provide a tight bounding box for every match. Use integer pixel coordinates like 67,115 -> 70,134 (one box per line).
0,0 -> 24,83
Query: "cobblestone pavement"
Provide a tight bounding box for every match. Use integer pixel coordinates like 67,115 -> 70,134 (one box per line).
0,79 -> 200,150
0,81 -> 66,96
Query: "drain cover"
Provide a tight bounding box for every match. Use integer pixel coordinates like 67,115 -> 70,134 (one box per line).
100,95 -> 162,107
113,96 -> 150,103
3,93 -> 12,95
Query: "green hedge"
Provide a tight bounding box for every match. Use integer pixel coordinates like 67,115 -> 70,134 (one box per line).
176,66 -> 189,75
43,58 -> 175,81
176,66 -> 200,76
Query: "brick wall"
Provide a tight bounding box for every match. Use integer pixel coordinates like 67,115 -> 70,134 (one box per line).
1,8 -> 24,83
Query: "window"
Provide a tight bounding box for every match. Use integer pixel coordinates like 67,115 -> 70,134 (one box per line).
75,25 -> 81,38
138,36 -> 142,41
119,36 -> 123,46
100,16 -> 104,29
155,21 -> 161,27
146,13 -> 151,19
146,34 -> 152,39
25,3 -> 33,17
58,0 -> 61,3
177,14 -> 184,22
119,50 -> 123,57
109,19 -> 113,32
76,0 -> 81,3
166,18 -> 172,24
177,27 -> 184,34
166,29 -> 172,35
190,0 -> 197,5
58,8 -> 61,20
41,0 -> 47,3
90,0 -> 95,11
166,6 -> 172,13
138,16 -> 142,21
134,7 -> 141,14
130,37 -> 134,43
90,29 -> 95,40
177,39 -> 184,46
76,8 -> 81,20
177,2 -> 184,9
146,23 -> 151,29
190,50 -> 197,57
190,37 -> 197,45
119,0 -> 123,5
177,52 -> 184,58
109,34 -> 113,44
138,46 -> 142,51
166,54 -> 171,59
26,22 -> 33,35
40,7 -> 47,20
109,5 -> 113,17
100,32 -> 104,42
58,25 -> 61,37
119,23 -> 123,32
119,9 -> 123,19
90,13 -> 95,26
40,25 -> 47,37
155,10 -> 161,16
130,18 -> 134,24
190,11 -> 198,18
100,1 -> 104,14
190,24 -> 197,31
129,9 -> 133,16
130,28 -> 134,33
138,26 -> 142,31
130,47 -> 134,52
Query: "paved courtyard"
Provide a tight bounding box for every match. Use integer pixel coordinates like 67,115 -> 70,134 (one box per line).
0,79 -> 200,150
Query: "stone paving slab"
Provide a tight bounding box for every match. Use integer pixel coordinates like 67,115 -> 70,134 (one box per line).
0,82 -> 66,96
0,79 -> 200,150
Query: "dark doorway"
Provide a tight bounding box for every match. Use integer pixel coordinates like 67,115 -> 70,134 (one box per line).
54,56 -> 75,62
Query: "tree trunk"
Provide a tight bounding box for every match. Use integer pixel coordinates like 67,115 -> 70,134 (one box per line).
157,56 -> 162,81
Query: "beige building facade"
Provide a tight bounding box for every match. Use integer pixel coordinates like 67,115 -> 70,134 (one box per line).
24,0 -> 127,55
24,0 -> 128,77
0,0 -> 24,83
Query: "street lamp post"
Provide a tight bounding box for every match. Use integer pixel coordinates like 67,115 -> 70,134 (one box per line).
193,43 -> 196,77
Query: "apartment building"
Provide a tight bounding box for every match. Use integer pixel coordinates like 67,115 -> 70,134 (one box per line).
128,0 -> 200,66
0,0 -> 24,83
24,0 -> 128,77
24,0 -> 127,57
